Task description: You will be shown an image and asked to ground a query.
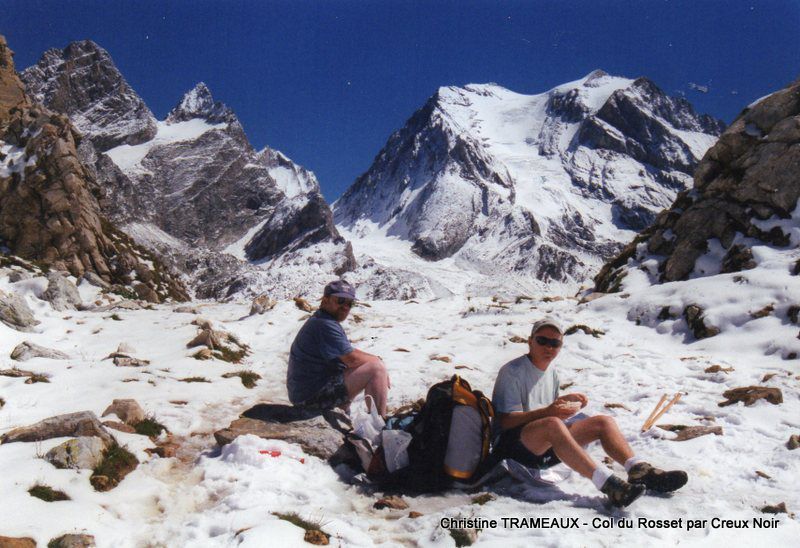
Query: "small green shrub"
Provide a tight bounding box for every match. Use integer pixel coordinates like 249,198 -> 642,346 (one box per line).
274,512 -> 327,535
471,493 -> 494,505
222,370 -> 261,388
28,483 -> 69,502
91,443 -> 138,491
449,528 -> 476,547
179,376 -> 210,383
110,314 -> 123,321
134,416 -> 167,437
214,345 -> 248,363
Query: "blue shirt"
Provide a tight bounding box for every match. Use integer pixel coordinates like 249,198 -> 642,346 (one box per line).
287,309 -> 354,404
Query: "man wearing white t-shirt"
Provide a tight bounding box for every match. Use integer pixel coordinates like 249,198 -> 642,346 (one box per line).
491,318 -> 687,507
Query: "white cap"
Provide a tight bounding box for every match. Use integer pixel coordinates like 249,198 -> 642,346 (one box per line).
531,317 -> 563,337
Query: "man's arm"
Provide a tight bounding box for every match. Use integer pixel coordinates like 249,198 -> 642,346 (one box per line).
340,348 -> 381,370
497,401 -> 578,430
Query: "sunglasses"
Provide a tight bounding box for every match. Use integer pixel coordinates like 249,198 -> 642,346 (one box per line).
534,335 -> 562,348
336,297 -> 354,307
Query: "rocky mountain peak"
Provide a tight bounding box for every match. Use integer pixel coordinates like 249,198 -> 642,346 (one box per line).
0,36 -> 30,124
594,77 -> 800,293
166,82 -> 237,124
0,34 -> 187,301
20,39 -> 157,151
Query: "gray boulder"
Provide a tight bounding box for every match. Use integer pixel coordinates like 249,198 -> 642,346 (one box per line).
8,270 -> 33,282
42,272 -> 83,311
101,399 -> 145,425
0,411 -> 114,446
11,341 -> 70,361
45,436 -> 106,469
213,404 -> 351,460
0,290 -> 39,331
80,271 -> 110,289
47,534 -> 97,548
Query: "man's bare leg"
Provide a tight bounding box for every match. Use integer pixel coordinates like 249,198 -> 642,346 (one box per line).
519,417 -> 597,478
343,359 -> 389,416
567,415 -> 634,465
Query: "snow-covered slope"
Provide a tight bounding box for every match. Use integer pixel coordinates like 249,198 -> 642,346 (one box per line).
0,265 -> 797,546
336,71 -> 724,298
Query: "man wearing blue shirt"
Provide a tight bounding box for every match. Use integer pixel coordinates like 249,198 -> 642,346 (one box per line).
287,280 -> 390,416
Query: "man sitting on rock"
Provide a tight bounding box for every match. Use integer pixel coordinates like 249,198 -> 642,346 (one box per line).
491,317 -> 687,507
287,280 -> 390,416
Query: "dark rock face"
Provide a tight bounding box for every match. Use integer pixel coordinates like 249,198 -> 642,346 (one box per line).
20,40 -> 157,151
245,193 -> 345,260
21,42 -> 354,299
595,78 -> 800,293
0,35 -> 188,301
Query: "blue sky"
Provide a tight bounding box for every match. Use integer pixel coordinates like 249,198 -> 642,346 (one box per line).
3,1 -> 799,200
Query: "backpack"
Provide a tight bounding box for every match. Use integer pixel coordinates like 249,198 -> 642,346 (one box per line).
402,375 -> 494,492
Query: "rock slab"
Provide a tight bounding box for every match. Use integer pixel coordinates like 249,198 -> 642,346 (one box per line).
0,290 -> 39,331
0,411 -> 114,446
11,341 -> 70,361
213,404 -> 350,460
45,436 -> 106,469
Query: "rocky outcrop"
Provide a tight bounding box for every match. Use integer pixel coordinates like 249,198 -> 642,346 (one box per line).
213,404 -> 350,460
42,271 -> 82,310
0,35 -> 188,302
10,341 -> 70,361
45,436 -> 107,469
596,77 -> 800,292
0,410 -> 114,446
20,40 -> 157,151
101,399 -> 145,425
0,289 -> 39,331
19,40 -> 355,299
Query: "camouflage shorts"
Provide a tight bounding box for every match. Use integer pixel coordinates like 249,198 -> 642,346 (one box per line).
298,373 -> 349,410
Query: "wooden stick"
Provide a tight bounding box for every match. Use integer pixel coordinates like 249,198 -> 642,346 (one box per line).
641,394 -> 668,432
645,393 -> 682,431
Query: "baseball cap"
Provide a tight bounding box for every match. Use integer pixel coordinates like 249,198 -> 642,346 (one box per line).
323,280 -> 356,300
531,317 -> 563,337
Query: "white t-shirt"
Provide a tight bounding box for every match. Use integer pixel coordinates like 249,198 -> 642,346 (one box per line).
492,354 -> 559,418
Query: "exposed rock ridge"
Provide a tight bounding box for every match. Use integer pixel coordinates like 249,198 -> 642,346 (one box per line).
0,34 -> 188,301
595,77 -> 800,292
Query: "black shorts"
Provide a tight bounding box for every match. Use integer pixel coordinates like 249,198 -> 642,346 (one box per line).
492,424 -> 561,469
296,373 -> 349,410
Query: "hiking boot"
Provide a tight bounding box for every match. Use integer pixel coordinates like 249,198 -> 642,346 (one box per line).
600,475 -> 645,507
628,462 -> 688,493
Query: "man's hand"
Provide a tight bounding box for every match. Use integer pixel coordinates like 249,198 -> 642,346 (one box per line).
547,400 -> 580,420
557,393 -> 588,408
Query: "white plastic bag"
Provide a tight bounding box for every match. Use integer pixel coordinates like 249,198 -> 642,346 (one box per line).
351,395 -> 385,447
380,429 -> 412,472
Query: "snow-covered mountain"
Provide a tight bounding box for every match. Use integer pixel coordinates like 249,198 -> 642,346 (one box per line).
335,71 -> 724,298
21,41 -> 354,299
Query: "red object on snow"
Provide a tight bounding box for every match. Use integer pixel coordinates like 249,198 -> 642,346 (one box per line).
259,450 -> 305,463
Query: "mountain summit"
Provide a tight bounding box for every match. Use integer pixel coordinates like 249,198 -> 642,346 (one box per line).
335,71 -> 724,296
166,82 -> 238,125
20,40 -> 157,151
